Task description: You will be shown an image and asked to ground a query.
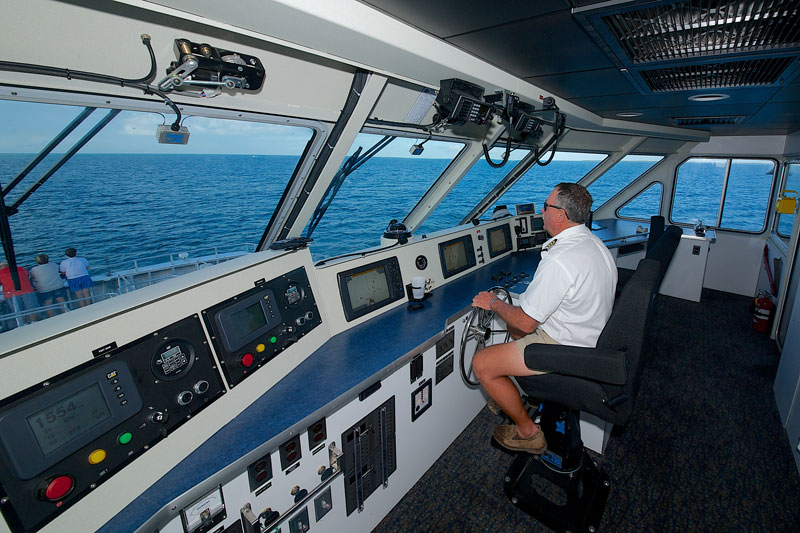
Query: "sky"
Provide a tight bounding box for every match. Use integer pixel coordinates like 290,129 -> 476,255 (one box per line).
0,99 -> 641,161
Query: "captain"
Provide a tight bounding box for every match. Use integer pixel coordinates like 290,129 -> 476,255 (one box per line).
471,183 -> 617,453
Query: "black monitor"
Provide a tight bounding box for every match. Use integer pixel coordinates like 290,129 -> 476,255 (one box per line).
531,216 -> 544,231
338,257 -> 405,322
487,224 -> 512,258
438,235 -> 477,279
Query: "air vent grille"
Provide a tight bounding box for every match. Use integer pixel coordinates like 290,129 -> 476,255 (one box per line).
673,116 -> 745,126
603,0 -> 800,64
640,56 -> 793,91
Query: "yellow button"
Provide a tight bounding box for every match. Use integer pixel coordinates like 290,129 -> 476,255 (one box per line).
88,449 -> 107,465
256,343 -> 266,353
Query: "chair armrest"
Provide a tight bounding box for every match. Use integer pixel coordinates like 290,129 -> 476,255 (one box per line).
523,344 -> 628,385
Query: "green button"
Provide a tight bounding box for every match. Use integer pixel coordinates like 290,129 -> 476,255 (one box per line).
269,336 -> 277,344
118,432 -> 132,445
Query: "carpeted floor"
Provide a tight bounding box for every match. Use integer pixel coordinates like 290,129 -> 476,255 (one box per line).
373,289 -> 800,532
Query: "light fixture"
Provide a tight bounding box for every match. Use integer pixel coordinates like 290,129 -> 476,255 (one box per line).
688,94 -> 730,102
616,111 -> 643,118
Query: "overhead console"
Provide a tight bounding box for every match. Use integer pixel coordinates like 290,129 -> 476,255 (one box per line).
0,315 -> 224,533
338,257 -> 405,322
204,266 -> 321,388
439,235 -> 477,279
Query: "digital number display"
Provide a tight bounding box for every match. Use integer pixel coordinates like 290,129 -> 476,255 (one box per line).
443,241 -> 468,272
347,266 -> 391,312
26,384 -> 111,455
229,302 -> 267,340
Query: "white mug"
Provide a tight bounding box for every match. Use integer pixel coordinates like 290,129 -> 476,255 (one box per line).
411,276 -> 426,300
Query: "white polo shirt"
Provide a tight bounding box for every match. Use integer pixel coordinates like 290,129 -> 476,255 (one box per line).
518,224 -> 617,347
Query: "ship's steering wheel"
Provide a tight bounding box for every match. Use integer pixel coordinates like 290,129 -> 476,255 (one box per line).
459,286 -> 512,387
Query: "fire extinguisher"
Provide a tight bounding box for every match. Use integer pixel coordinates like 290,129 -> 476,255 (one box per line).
752,290 -> 775,333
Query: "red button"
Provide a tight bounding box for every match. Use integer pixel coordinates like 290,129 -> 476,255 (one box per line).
241,353 -> 254,368
43,475 -> 74,501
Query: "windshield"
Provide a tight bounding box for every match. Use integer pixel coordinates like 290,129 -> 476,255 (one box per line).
0,99 -> 314,331
304,133 -> 464,261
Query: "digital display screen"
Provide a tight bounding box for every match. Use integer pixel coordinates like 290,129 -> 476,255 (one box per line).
27,384 -> 112,455
347,266 -> 391,313
516,203 -> 535,215
443,241 -> 468,272
285,284 -> 301,305
531,216 -> 544,231
229,302 -> 267,340
488,225 -> 512,256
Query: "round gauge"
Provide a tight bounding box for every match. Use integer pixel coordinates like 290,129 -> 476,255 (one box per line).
151,338 -> 196,381
415,255 -> 428,270
284,281 -> 305,306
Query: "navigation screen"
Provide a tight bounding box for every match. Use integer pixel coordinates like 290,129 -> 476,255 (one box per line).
347,266 -> 391,313
230,302 -> 268,340
443,241 -> 467,271
487,224 -> 512,257
27,384 -> 111,455
439,235 -> 476,278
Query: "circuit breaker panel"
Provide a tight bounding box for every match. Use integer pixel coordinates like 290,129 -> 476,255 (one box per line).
341,397 -> 397,515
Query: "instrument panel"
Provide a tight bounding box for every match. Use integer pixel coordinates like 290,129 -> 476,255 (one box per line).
203,267 -> 322,388
0,315 -> 225,533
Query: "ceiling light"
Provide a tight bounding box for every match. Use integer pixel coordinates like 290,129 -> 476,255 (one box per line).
688,94 -> 730,102
616,112 -> 643,117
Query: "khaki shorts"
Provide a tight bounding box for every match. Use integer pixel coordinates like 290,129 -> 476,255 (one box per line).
515,329 -> 560,374
515,328 -> 560,353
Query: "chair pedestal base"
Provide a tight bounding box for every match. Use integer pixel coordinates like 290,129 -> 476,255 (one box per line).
503,450 -> 610,533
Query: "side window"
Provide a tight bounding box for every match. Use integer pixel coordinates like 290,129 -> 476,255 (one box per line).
671,157 -> 775,233
588,155 -> 663,209
719,159 -> 775,231
777,163 -> 800,238
618,182 -> 663,219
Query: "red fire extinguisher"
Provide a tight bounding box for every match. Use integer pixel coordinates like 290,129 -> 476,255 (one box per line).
752,290 -> 775,333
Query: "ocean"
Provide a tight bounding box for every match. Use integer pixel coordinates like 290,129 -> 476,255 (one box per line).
0,153 -> 779,275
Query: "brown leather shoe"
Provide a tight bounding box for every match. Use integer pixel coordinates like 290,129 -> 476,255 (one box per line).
493,424 -> 547,454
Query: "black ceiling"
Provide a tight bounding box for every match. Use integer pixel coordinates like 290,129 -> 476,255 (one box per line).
362,0 -> 800,136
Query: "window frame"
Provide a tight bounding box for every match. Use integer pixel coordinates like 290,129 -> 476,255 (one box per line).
669,156 -> 779,235
615,180 -> 665,220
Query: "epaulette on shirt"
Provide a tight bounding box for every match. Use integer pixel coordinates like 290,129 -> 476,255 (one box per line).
543,238 -> 557,252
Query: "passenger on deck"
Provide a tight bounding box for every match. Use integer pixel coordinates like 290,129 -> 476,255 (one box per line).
471,183 -> 617,454
30,254 -> 68,317
60,247 -> 93,308
0,261 -> 40,324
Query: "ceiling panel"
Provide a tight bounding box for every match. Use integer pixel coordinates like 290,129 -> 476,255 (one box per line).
446,9 -> 614,78
366,0 -> 800,135
525,68 -> 638,99
361,0 -> 561,38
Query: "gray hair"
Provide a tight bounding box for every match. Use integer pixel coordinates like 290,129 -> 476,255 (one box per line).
555,182 -> 593,223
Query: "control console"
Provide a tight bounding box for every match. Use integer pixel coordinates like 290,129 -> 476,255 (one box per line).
203,266 -> 321,387
0,315 -> 224,533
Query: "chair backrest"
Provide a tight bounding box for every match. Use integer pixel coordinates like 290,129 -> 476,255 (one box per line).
646,225 -> 682,286
516,258 -> 661,426
646,215 -> 665,250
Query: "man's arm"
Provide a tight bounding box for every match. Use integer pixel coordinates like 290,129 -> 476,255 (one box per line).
472,291 -> 540,339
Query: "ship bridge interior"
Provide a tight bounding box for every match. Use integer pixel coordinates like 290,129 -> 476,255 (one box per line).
0,1 -> 800,532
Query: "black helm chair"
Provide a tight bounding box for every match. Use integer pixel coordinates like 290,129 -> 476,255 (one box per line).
500,257 -> 662,532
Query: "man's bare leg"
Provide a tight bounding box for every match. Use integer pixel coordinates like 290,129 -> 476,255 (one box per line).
473,342 -> 543,438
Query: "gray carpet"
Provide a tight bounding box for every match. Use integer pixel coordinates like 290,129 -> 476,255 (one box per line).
373,289 -> 800,532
